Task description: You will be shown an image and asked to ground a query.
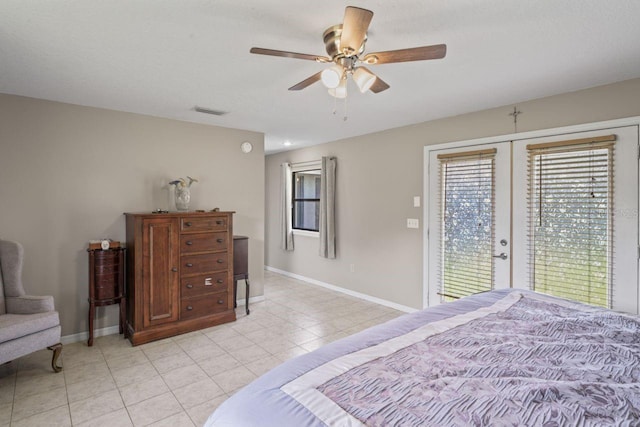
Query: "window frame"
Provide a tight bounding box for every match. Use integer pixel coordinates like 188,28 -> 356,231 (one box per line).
291,161 -> 322,236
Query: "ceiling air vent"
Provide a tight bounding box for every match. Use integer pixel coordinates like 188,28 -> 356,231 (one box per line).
194,106 -> 228,116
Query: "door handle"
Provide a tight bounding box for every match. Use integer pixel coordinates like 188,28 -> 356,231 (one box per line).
493,253 -> 508,260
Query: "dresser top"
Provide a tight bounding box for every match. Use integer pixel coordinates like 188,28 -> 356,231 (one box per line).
124,211 -> 234,218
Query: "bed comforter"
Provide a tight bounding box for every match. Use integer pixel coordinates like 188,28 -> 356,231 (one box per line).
206,289 -> 640,426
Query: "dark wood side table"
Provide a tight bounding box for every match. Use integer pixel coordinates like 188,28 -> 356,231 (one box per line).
87,247 -> 126,346
233,236 -> 250,315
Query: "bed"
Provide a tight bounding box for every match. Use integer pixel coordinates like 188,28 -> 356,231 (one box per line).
205,289 -> 640,426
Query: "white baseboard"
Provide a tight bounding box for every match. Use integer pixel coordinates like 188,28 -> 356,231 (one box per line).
61,296 -> 266,344
62,325 -> 120,345
265,266 -> 418,313
236,295 -> 266,306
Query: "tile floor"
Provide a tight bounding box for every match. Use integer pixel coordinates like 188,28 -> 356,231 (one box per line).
0,271 -> 403,426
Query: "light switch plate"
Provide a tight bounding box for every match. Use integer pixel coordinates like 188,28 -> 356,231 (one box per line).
407,218 -> 419,229
413,196 -> 421,207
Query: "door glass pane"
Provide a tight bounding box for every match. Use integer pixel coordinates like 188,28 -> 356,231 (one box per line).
529,145 -> 613,307
439,155 -> 495,301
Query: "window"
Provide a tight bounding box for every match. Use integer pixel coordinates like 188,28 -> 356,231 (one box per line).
527,136 -> 615,308
438,149 -> 496,301
292,168 -> 321,232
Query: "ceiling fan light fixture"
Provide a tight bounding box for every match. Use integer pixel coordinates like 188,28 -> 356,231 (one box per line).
321,64 -> 344,89
328,79 -> 347,99
353,67 -> 377,93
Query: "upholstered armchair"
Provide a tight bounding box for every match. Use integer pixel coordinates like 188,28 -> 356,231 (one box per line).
0,239 -> 62,372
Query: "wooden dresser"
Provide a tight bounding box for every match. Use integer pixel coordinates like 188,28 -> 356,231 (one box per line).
124,211 -> 236,345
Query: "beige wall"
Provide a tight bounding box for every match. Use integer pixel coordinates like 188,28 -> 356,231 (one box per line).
0,94 -> 265,337
265,78 -> 640,309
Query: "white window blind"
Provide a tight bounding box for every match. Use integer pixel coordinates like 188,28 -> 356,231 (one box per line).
438,149 -> 496,301
527,135 -> 616,308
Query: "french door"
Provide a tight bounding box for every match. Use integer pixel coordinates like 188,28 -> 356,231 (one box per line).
426,125 -> 639,314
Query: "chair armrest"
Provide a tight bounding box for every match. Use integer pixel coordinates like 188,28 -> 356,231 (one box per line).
6,295 -> 55,314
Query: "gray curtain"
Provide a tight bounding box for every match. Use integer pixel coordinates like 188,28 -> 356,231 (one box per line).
280,162 -> 294,251
319,156 -> 336,259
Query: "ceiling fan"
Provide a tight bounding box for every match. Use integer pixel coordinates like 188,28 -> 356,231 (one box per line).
250,6 -> 446,98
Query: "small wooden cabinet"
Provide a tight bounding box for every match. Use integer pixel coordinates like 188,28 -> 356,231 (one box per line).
87,247 -> 126,346
124,211 -> 236,345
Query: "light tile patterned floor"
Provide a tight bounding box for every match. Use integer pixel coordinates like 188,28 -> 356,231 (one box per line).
0,271 -> 403,426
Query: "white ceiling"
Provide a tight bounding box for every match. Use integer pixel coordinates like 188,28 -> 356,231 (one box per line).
2,1 -> 640,153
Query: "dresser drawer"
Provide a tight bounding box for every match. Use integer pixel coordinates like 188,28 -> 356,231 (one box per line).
181,272 -> 228,298
181,293 -> 228,320
181,253 -> 228,274
181,216 -> 228,232
180,232 -> 227,254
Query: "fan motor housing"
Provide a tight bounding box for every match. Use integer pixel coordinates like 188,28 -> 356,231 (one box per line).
323,24 -> 366,59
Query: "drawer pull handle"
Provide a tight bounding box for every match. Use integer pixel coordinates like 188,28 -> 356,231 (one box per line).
216,220 -> 223,225
186,241 -> 193,246
171,267 -> 178,272
217,299 -> 224,304
186,305 -> 193,311
216,239 -> 224,243
186,263 -> 193,267
217,259 -> 224,264
217,279 -> 223,284
186,284 -> 193,289
185,221 -> 192,227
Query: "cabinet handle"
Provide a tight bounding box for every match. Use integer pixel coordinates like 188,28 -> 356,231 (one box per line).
217,279 -> 223,284
186,284 -> 193,289
216,220 -> 223,225
186,263 -> 193,267
217,299 -> 224,304
217,259 -> 224,264
171,267 -> 178,272
185,221 -> 192,227
185,241 -> 193,246
186,305 -> 193,310
216,239 -> 224,243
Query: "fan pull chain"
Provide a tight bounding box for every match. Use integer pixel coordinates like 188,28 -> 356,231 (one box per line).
343,88 -> 348,121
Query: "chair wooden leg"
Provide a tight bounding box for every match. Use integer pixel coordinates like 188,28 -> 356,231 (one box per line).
47,343 -> 63,373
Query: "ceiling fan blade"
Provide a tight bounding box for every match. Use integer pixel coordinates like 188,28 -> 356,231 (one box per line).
250,47 -> 330,62
363,44 -> 447,64
369,75 -> 390,93
340,6 -> 373,56
356,67 -> 390,93
288,71 -> 323,91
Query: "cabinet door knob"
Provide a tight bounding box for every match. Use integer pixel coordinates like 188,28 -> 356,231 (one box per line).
185,221 -> 192,227
185,241 -> 193,246
216,239 -> 224,243
217,279 -> 223,284
217,259 -> 224,263
186,305 -> 193,310
216,220 -> 223,225
217,299 -> 224,304
171,267 -> 178,272
186,284 -> 193,289
186,263 -> 193,267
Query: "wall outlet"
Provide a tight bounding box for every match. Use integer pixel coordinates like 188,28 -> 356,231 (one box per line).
413,196 -> 421,207
407,218 -> 419,229
349,263 -> 355,273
